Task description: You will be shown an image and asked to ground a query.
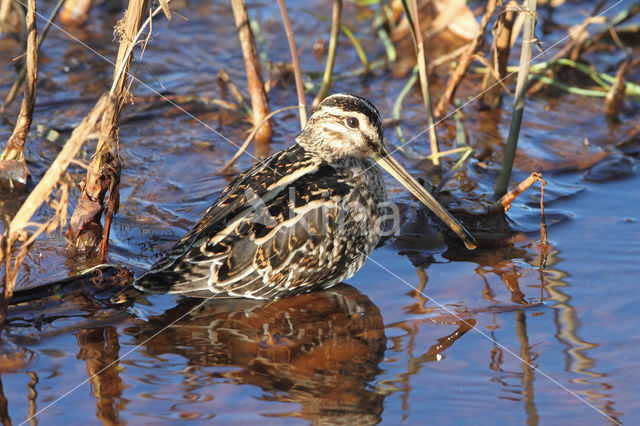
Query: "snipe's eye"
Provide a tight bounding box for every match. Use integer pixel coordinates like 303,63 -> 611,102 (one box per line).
345,116 -> 359,129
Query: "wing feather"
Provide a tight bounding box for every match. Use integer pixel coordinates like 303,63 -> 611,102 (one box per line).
134,145 -> 361,298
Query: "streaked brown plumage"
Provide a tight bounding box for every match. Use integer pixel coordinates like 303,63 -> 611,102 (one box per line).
134,94 -> 476,298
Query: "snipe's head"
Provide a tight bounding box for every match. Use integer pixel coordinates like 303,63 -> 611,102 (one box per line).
297,93 -> 386,160
297,93 -> 477,250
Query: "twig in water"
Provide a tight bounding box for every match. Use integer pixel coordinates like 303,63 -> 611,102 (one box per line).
528,0 -> 611,95
492,171 -> 544,214
312,0 -> 342,108
494,0 -> 537,198
277,0 -> 307,129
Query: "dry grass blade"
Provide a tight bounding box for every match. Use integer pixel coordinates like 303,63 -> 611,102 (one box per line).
231,0 -> 272,145
494,0 -> 537,197
0,0 -> 38,183
159,0 -> 172,20
277,0 -> 307,129
410,0 -> 440,165
434,0 -> 497,117
220,105 -> 299,173
312,0 -> 342,108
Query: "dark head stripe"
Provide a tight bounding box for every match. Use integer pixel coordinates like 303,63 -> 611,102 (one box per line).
317,93 -> 383,138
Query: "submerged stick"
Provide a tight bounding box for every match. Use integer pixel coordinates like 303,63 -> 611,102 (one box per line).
231,0 -> 272,145
277,0 -> 307,129
494,0 -> 537,198
312,0 -> 342,108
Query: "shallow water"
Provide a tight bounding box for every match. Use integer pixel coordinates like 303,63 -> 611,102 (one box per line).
0,0 -> 639,424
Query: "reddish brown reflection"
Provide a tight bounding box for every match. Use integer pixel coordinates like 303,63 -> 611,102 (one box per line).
126,284 -> 387,423
76,326 -> 125,425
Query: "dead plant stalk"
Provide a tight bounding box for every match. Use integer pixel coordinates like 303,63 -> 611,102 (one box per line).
0,0 -> 37,168
231,0 -> 272,145
312,0 -> 342,108
1,0 -> 65,113
409,0 -> 440,166
277,0 -> 307,129
67,0 -> 150,259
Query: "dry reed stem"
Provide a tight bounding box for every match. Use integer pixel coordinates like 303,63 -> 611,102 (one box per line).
604,56 -> 630,118
494,0 -> 537,197
409,0 -> 440,165
0,0 -> 11,32
0,0 -> 37,172
312,0 -> 342,108
67,0 -> 149,256
480,1 -> 517,109
6,95 -> 108,242
277,0 -> 307,129
220,105 -> 300,173
231,0 -> 272,145
1,0 -> 65,114
434,0 -> 497,117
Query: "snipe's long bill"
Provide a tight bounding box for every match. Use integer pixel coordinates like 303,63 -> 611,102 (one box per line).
134,94 -> 476,299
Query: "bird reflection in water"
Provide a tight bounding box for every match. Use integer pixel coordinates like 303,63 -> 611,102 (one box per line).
126,284 -> 387,424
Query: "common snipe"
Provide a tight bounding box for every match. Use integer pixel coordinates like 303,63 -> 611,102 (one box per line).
134,94 -> 476,298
